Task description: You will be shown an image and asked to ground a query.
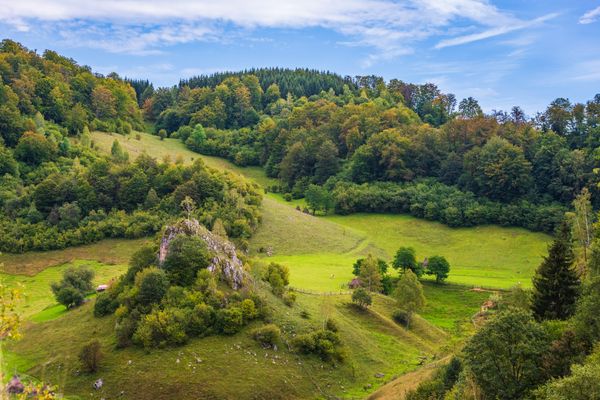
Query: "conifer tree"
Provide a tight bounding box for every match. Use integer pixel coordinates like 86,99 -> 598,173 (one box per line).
531,221 -> 580,320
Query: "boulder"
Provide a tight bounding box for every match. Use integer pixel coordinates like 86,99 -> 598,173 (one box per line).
158,219 -> 246,289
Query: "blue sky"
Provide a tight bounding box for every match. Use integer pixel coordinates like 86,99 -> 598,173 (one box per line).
1,0 -> 599,115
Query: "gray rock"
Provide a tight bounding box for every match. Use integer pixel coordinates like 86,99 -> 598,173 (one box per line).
158,219 -> 246,289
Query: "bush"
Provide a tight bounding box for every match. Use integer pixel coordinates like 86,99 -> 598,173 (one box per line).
392,309 -> 410,327
216,307 -> 244,335
94,292 -> 118,317
252,324 -> 281,347
264,262 -> 290,296
300,310 -> 310,319
134,267 -> 170,307
79,340 -> 103,373
291,329 -> 344,362
283,193 -> 292,202
133,307 -> 188,348
282,292 -> 297,307
352,288 -> 372,308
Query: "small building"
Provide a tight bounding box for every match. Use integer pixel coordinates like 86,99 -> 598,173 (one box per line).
7,375 -> 24,394
96,284 -> 108,292
348,277 -> 362,289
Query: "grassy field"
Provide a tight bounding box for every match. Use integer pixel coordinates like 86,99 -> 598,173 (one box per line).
1,260 -> 127,320
91,130 -> 550,291
6,286 -> 473,400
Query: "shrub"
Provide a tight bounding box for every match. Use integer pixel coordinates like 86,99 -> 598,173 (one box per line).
252,324 -> 281,347
216,307 -> 244,335
241,298 -> 258,322
187,303 -> 215,336
94,292 -> 118,317
392,309 -> 410,327
79,340 -> 103,373
325,318 -> 339,332
352,288 -> 372,308
292,329 -> 344,362
283,193 -> 292,202
134,267 -> 170,307
162,235 -> 211,286
300,310 -> 310,319
282,292 -> 296,307
133,307 -> 188,348
263,262 -> 290,296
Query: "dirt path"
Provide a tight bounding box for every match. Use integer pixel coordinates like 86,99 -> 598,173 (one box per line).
367,355 -> 451,400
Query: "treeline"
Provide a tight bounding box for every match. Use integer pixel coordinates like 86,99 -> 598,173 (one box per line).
150,68 -> 600,232
180,68 -> 357,98
0,39 -> 143,140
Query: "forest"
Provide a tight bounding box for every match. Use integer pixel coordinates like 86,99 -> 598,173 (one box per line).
140,65 -> 600,233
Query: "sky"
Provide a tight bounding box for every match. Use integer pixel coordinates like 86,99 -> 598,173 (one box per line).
1,0 -> 599,115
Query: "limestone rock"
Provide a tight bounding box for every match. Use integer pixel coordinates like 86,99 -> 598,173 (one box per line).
158,219 -> 246,289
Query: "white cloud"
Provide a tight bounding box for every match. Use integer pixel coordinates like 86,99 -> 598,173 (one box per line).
0,0 -> 556,65
435,13 -> 558,49
579,6 -> 600,24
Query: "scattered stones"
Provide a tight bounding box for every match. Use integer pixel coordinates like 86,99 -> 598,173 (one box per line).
374,372 -> 385,378
93,379 -> 103,390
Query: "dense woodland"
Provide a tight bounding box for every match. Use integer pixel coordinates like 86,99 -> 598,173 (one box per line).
145,68 -> 600,233
0,40 -> 261,252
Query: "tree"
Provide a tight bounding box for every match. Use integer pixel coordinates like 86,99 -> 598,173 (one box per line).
14,131 -> 57,165
426,256 -> 450,283
393,247 -> 417,273
569,188 -> 593,264
305,184 -> 333,215
134,267 -> 170,307
185,124 -> 206,151
393,270 -> 425,328
572,277 -> 600,348
111,139 -> 128,163
461,136 -> 532,202
458,97 -> 482,119
163,235 -> 211,286
50,267 -> 95,309
352,288 -> 372,309
531,221 -> 580,321
358,254 -> 383,292
463,309 -> 549,400
79,340 -> 103,373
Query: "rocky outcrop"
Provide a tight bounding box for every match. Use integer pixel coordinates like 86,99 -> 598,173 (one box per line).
158,219 -> 246,289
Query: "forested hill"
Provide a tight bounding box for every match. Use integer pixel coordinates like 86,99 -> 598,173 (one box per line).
0,39 -> 262,253
180,68 -> 357,98
148,63 -> 600,233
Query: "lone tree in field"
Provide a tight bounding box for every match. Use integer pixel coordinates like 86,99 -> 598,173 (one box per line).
79,339 -> 103,373
426,256 -> 450,283
352,287 -> 372,309
531,221 -> 580,321
392,246 -> 417,274
51,267 -> 95,309
359,254 -> 383,292
393,270 -> 425,328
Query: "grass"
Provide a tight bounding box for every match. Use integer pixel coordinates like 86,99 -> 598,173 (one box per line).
1,260 -> 127,320
0,238 -> 149,276
6,287 -> 460,399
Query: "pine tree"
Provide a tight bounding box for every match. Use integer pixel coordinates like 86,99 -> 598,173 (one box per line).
531,221 -> 580,321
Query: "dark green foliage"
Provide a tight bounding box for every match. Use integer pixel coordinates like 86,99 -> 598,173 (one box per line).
133,307 -> 189,348
464,309 -> 549,400
50,267 -> 94,309
352,257 -> 387,276
291,328 -> 344,363
532,221 -> 580,321
391,309 -> 410,327
79,340 -> 103,373
215,307 -> 244,335
393,247 -> 417,273
251,324 -> 281,347
351,288 -> 372,309
14,131 -> 57,165
282,291 -> 296,307
426,256 -> 450,283
94,291 -> 119,317
124,245 -> 157,284
405,357 -> 462,400
572,277 -> 600,348
162,235 -> 211,286
134,267 -> 170,307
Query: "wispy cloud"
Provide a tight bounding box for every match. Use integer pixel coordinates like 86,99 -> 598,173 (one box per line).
435,13 -> 559,49
0,0 -> 556,65
579,6 -> 600,24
